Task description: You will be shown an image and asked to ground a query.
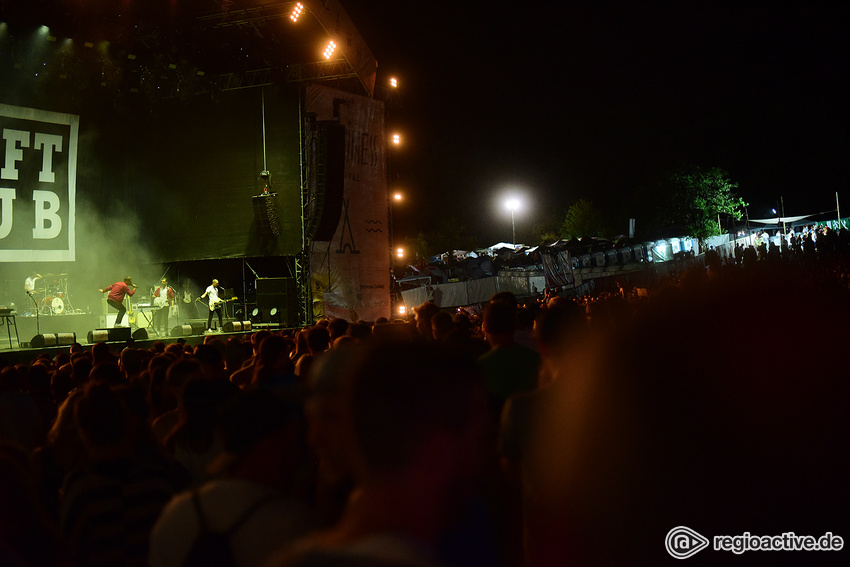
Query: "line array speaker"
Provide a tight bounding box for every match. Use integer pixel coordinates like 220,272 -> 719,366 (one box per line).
312,120 -> 346,241
252,193 -> 282,236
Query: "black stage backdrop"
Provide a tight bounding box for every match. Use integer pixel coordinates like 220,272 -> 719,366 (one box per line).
101,85 -> 303,262
1,84 -> 302,265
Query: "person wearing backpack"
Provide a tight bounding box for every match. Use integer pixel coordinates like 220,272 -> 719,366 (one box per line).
149,389 -> 314,567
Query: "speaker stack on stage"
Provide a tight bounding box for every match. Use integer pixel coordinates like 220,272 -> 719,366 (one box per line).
255,277 -> 298,327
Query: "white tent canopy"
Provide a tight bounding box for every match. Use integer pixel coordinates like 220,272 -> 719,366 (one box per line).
749,215 -> 814,224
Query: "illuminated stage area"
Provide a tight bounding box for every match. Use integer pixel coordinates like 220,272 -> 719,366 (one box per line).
0,1 -> 392,326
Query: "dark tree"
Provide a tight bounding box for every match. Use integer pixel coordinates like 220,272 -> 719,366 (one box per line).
659,166 -> 747,244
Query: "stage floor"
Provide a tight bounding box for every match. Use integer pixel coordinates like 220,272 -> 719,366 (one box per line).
0,316 -> 262,366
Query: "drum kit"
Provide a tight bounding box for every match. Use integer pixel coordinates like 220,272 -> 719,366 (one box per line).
34,273 -> 74,315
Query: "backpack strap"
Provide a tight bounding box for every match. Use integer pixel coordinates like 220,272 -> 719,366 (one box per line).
190,489 -> 210,533
222,492 -> 280,537
191,488 -> 280,538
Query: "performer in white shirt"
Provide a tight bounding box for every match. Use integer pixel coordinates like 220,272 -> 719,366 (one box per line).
199,278 -> 224,332
24,272 -> 42,295
152,277 -> 175,335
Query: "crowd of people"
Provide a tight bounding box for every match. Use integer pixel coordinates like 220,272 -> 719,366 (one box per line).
2,255 -> 850,566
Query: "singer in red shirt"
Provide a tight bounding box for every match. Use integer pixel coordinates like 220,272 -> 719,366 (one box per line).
99,276 -> 136,327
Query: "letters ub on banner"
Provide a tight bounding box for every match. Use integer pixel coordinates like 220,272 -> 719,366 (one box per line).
0,104 -> 78,262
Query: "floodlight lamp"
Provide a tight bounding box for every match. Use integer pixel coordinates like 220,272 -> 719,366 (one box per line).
392,133 -> 401,145
506,198 -> 521,212
393,193 -> 402,201
290,3 -> 305,22
399,305 -> 407,316
323,40 -> 337,59
397,248 -> 404,258
390,77 -> 398,88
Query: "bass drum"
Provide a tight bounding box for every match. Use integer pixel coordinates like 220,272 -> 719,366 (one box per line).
50,296 -> 65,314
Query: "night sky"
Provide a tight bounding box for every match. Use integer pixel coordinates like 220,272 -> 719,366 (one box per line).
343,1 -> 850,247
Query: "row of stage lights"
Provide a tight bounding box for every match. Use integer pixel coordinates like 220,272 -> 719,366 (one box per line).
5,2 -> 345,78
287,2 -> 336,60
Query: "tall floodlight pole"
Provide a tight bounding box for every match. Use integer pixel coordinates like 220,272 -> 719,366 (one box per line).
505,198 -> 521,248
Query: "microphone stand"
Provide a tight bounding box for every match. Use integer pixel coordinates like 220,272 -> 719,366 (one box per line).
28,291 -> 40,335
244,260 -> 261,324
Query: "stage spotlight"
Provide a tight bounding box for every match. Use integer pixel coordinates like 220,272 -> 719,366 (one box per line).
323,40 -> 337,59
390,77 -> 398,88
290,2 -> 304,22
30,333 -> 76,348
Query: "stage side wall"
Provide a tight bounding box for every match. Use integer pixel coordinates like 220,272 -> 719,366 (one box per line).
306,85 -> 391,322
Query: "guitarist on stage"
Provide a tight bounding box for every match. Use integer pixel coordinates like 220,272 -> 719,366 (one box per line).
199,278 -> 224,332
152,277 -> 175,334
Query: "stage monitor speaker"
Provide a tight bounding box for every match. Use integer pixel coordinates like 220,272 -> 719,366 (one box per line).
30,333 -> 77,348
171,322 -> 207,336
312,120 -> 346,241
132,328 -> 148,340
87,327 -> 131,344
222,321 -> 252,332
